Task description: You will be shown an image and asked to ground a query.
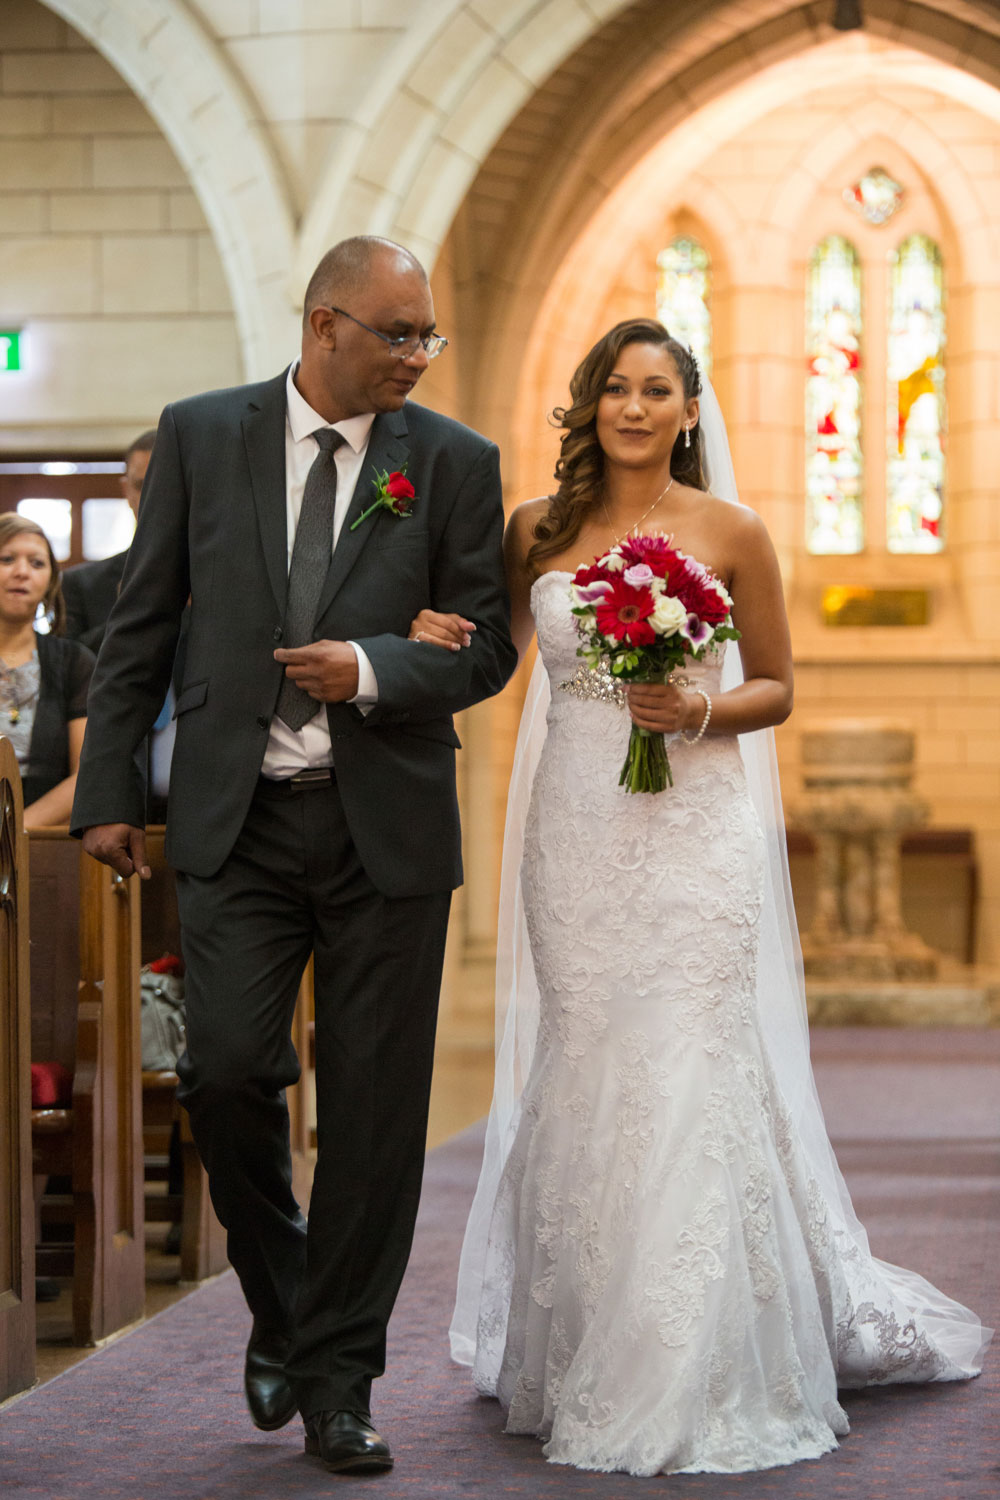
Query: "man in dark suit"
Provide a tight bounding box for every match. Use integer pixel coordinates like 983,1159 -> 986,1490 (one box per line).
71,238 -> 516,1476
61,429 -> 156,652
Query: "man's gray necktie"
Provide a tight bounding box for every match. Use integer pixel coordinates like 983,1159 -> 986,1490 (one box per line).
275,428 -> 345,731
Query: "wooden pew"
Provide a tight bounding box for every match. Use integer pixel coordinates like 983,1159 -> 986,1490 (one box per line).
140,1075 -> 227,1282
288,957 -> 316,1158
29,831 -> 145,1345
0,739 -> 35,1400
140,828 -> 227,1282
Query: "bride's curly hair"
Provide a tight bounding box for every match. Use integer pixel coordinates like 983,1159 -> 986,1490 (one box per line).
526,318 -> 706,574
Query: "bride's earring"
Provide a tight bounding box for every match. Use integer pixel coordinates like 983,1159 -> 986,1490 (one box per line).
684,425 -> 692,449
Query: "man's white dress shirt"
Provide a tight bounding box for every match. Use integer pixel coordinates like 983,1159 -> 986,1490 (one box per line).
260,365 -> 379,779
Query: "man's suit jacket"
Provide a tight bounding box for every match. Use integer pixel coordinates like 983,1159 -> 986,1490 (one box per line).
61,549 -> 128,654
71,369 -> 517,897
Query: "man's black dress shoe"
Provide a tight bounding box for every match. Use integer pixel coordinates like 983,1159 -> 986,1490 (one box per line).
244,1325 -> 297,1431
303,1410 -> 393,1474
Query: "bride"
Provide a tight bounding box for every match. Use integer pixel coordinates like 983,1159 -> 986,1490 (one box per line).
411,318 -> 990,1476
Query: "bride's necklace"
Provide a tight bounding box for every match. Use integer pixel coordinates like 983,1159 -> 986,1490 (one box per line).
601,475 -> 673,546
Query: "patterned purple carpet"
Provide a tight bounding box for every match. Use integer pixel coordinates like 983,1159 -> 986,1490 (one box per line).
2,1028 -> 997,1498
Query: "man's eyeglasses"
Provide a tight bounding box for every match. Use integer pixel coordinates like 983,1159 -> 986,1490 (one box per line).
327,307 -> 448,361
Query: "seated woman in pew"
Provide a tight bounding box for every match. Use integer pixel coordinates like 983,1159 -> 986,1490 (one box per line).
0,515 -> 94,829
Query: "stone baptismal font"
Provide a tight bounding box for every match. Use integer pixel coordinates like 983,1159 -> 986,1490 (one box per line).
789,719 -> 999,1024
790,719 -> 938,981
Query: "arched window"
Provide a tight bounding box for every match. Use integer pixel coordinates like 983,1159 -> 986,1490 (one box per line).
805,235 -> 864,554
887,234 -> 945,553
656,237 -> 711,374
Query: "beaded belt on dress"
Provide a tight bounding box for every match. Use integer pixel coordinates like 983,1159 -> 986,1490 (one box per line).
560,663 -> 701,708
560,660 -> 626,708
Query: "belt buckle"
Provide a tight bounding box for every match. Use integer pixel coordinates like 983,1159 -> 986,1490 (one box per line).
288,767 -> 332,788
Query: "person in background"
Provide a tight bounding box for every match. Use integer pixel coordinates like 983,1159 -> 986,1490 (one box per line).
63,427 -> 179,820
62,429 -> 156,653
0,513 -> 94,828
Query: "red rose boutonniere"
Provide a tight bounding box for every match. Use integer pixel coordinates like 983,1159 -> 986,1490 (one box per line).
350,467 -> 417,531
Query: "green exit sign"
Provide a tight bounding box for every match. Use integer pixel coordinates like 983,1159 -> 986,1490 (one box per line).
0,331 -> 22,371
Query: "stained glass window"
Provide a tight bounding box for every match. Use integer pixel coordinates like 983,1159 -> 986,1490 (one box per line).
844,167 -> 904,226
656,237 -> 711,374
887,234 -> 945,553
805,235 -> 864,554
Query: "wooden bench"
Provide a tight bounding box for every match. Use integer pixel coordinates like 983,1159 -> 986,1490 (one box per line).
139,828 -> 227,1282
29,828 -> 145,1346
140,839 -> 309,1249
0,739 -> 35,1400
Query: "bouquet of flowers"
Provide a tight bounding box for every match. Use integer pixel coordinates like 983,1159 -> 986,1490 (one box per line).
568,534 -> 740,793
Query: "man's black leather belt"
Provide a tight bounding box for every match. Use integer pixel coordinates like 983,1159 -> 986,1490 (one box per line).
257,768 -> 335,792
288,767 -> 333,787
257,767 -> 335,795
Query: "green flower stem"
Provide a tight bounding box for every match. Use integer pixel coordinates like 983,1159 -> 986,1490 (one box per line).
350,498 -> 385,532
619,724 -> 672,795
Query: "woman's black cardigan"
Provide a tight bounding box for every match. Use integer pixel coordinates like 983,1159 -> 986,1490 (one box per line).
21,631 -> 95,808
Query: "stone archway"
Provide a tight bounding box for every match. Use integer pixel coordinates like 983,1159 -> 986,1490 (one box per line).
294,0 -> 637,287
507,35 -> 1000,511
468,2 -> 1000,465
434,0 -> 1000,1001
33,0 -> 1000,377
41,0 -> 298,376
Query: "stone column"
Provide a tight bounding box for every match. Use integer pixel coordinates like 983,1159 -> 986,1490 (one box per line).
812,831 -> 844,941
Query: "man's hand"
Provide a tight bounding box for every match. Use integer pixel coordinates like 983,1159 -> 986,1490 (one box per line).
274,640 -> 359,703
82,823 -> 151,881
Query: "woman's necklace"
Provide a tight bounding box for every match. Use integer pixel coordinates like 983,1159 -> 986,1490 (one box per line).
601,475 -> 674,546
0,655 -> 36,725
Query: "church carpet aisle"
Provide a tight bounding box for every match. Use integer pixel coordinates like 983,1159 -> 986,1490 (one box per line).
1,1027 -> 996,1499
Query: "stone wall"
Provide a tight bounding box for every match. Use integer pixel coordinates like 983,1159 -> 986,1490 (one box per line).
0,0 -> 240,449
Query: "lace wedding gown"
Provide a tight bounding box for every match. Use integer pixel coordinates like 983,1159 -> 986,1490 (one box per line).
461,568 -> 989,1478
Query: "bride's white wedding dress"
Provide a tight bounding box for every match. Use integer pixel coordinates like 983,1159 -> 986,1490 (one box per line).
456,567 -> 989,1478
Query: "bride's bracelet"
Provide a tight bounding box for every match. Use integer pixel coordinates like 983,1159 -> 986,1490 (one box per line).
680,688 -> 712,745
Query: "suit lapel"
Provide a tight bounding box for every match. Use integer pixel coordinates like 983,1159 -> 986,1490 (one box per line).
314,408 -> 409,625
241,370 -> 291,617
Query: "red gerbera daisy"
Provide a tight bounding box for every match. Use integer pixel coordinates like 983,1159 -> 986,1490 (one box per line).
595,576 -> 657,646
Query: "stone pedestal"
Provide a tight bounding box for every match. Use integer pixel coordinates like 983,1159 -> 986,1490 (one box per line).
790,719 -> 939,981
806,963 -> 1000,1026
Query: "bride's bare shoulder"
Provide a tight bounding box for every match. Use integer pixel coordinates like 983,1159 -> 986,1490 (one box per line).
505,497 -> 551,564
508,497 -> 551,533
698,491 -> 771,543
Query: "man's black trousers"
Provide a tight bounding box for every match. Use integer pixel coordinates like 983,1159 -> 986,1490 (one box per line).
175,774 -> 451,1418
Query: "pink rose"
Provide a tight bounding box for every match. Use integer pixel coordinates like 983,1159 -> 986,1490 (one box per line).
624,562 -> 654,589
